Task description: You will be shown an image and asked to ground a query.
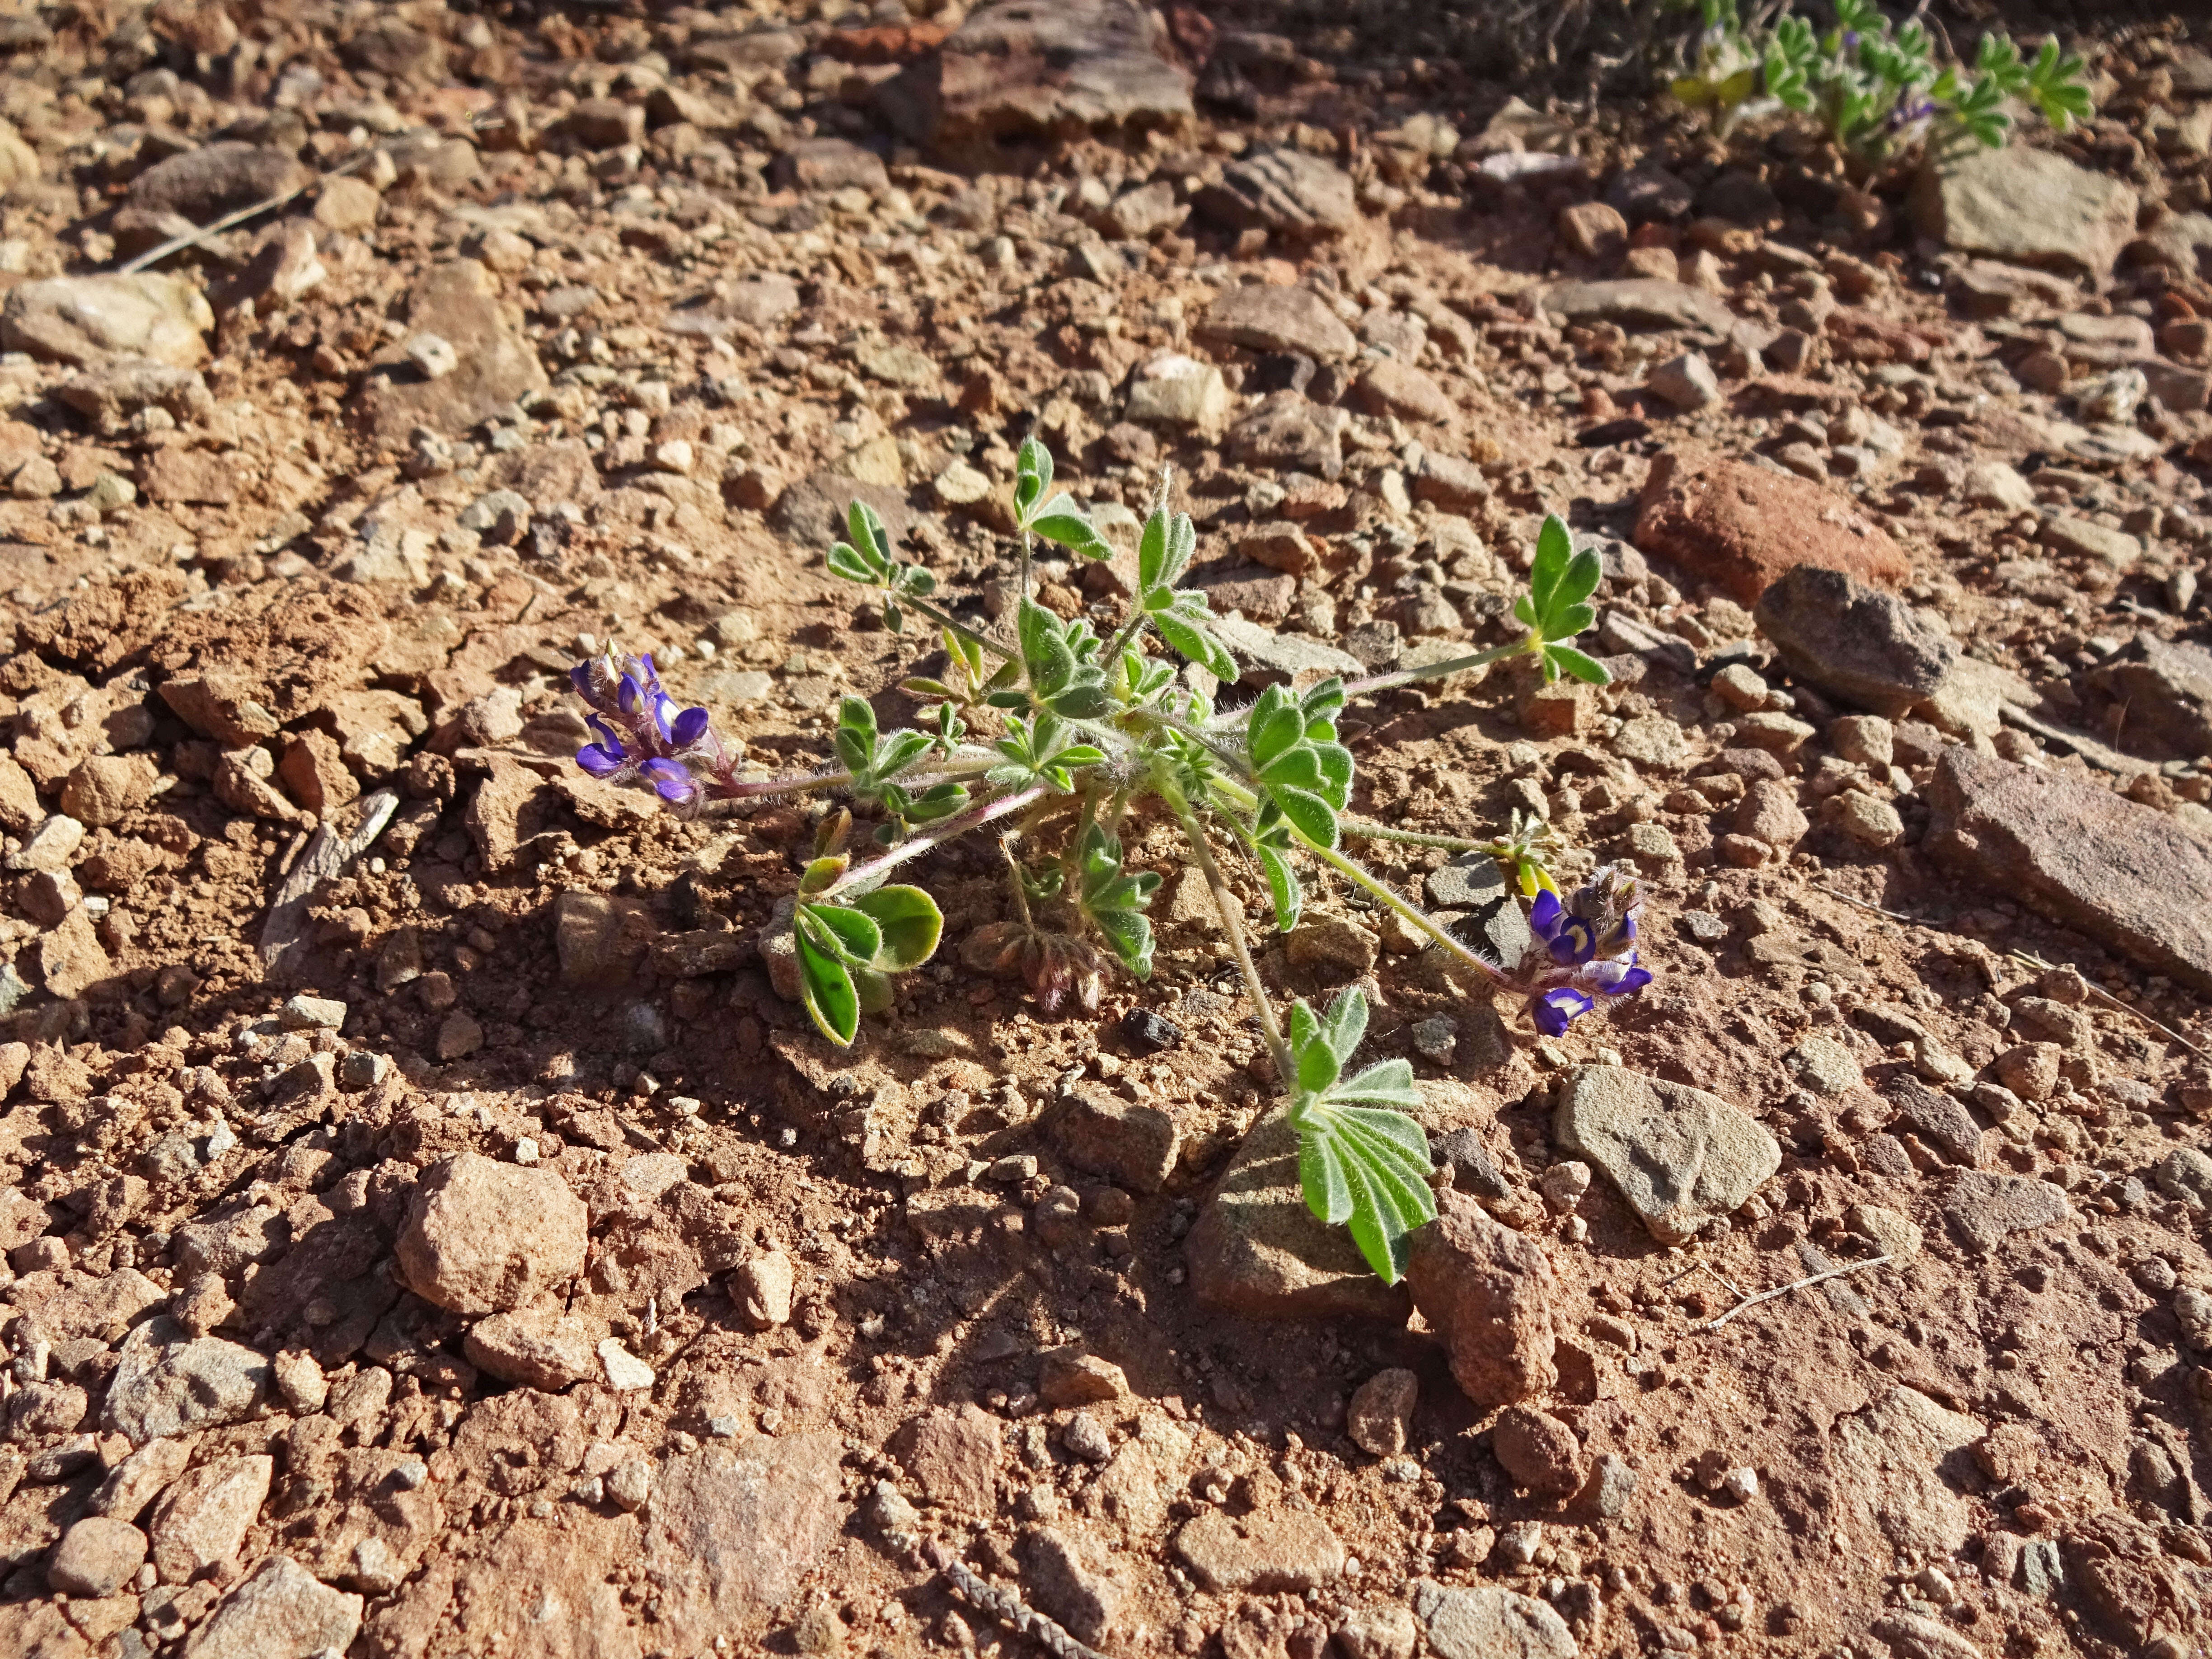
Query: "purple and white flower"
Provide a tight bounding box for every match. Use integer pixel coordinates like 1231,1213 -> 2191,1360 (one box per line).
1522,862 -> 1653,1034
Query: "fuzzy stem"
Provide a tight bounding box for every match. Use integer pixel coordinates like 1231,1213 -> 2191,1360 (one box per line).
1341,635 -> 1532,699
1164,785 -> 1292,1082
830,784 -> 1050,894
1338,817 -> 1494,853
998,835 -> 1034,928
1301,836 -> 1519,990
900,595 -> 1012,663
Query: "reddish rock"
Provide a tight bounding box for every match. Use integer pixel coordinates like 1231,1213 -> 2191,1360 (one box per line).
1925,748 -> 2212,994
395,1152 -> 589,1316
1632,449 -> 1912,604
1405,1189 -> 1558,1408
889,1404 -> 1002,1512
1491,1406 -> 1587,1499
642,1434 -> 844,1651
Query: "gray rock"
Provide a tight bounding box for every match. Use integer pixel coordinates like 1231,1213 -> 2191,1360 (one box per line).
1196,284 -> 1359,361
1186,1107 -> 1414,1321
56,358 -> 213,435
127,142 -> 313,223
1909,146 -> 2139,281
1413,1580 -> 1579,1659
2153,1146 -> 2212,1209
1553,1065 -> 1781,1243
1174,1507 -> 1346,1593
665,273 -> 801,337
1646,351 -> 1720,411
1,274 -> 212,369
106,1317 -> 270,1443
1784,1036 -> 1860,1097
1022,1528 -> 1125,1645
643,1434 -> 844,1651
1887,1076 -> 1984,1167
1754,565 -> 1958,718
770,470 -> 915,547
2086,632 -> 2212,761
1942,1169 -> 2070,1254
1224,392 -> 1350,480
1926,747 -> 2212,994
1196,147 -> 1358,238
353,260 -> 546,440
1577,1452 -> 1636,1521
884,0 -> 1194,150
1832,1387 -> 1984,1558
1425,855 -> 1533,972
1210,614 -> 1365,686
1045,1084 -> 1179,1194
1433,1127 -> 1511,1201
1538,278 -> 1736,335
2040,515 -> 2142,567
181,1554 -> 362,1659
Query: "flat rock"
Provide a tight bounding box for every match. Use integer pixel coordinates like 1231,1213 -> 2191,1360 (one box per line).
463,1306 -> 609,1391
663,273 -> 801,337
1539,278 -> 1736,335
770,470 -> 915,546
1413,1580 -> 1579,1659
1186,1106 -> 1415,1321
1925,747 -> 2212,993
890,1405 -> 1002,1512
1,274 -> 212,369
1755,565 -> 1958,717
106,1317 -> 269,1443
353,260 -> 546,440
127,142 -> 311,223
1832,1387 -> 1985,1558
1405,1189 -> 1557,1407
642,1434 -> 843,1651
1196,284 -> 1358,361
1225,392 -> 1350,480
182,1554 -> 362,1659
1195,147 -> 1357,238
1636,450 -> 1912,605
1553,1065 -> 1780,1243
1174,1508 -> 1346,1592
1909,146 -> 2139,281
396,1151 -> 589,1316
1211,613 -> 1365,686
2086,632 -> 2212,760
150,1455 -> 272,1584
884,0 -> 1192,152
1354,358 -> 1456,425
1942,1169 -> 2071,1254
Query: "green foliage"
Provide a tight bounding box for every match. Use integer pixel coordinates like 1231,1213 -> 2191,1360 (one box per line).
806,438 -> 1619,1279
1287,988 -> 1436,1284
1663,0 -> 2094,160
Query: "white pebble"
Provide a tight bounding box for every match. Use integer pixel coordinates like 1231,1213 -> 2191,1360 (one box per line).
1722,1466 -> 1758,1502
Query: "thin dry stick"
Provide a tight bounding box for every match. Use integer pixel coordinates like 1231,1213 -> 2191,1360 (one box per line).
877,1499 -> 1114,1659
1696,1255 -> 1893,1332
118,151 -> 370,274
1812,883 -> 2211,1062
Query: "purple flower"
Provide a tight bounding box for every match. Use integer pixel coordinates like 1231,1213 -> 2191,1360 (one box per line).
567,644 -> 733,816
641,758 -> 697,804
1530,889 -> 1599,966
672,706 -> 711,746
1531,987 -> 1594,1037
577,717 -> 629,778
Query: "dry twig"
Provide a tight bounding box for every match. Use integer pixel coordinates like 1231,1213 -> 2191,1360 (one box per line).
1696,1255 -> 1893,1331
877,1490 -> 1114,1659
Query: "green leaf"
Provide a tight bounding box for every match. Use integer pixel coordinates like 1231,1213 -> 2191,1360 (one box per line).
1015,436 -> 1051,520
1247,685 -> 1302,770
1153,610 -> 1235,682
1546,644 -> 1613,686
827,540 -> 877,583
795,928 -> 860,1046
1529,514 -> 1573,617
852,884 -> 943,971
1330,1058 -> 1421,1110
834,696 -> 878,773
1137,506 -> 1170,591
1028,493 -> 1112,560
798,856 -> 847,895
1270,784 -> 1338,850
799,902 -> 881,965
1044,680 -> 1111,720
1254,842 -> 1302,932
1299,1131 -> 1353,1227
1017,598 -> 1075,695
1321,985 -> 1368,1067
848,501 -> 890,564
1543,601 -> 1596,644
1294,1104 -> 1436,1284
873,730 -> 933,781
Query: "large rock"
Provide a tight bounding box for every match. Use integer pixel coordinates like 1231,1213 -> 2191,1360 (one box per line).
642,1434 -> 844,1652
150,1455 -> 273,1585
1405,1189 -> 1557,1407
1186,1107 -> 1414,1321
1413,1581 -> 1579,1659
2085,633 -> 2212,760
1832,1387 -> 1985,1558
889,1405 -> 1002,1513
1754,565 -> 1959,717
1211,614 -> 1365,686
396,1151 -> 589,1316
1925,748 -> 2212,994
1538,278 -> 1736,335
1909,147 -> 2139,282
182,1555 -> 362,1659
127,142 -> 312,223
1195,148 -> 1358,238
1225,392 -> 1350,480
106,1317 -> 270,1443
1045,1084 -> 1179,1194
1174,1508 -> 1346,1592
1634,450 -> 1912,604
1196,284 -> 1358,361
883,0 -> 1192,152
352,260 -> 546,440
1553,1065 -> 1780,1243
1,274 -> 212,368
463,1306 -> 609,1391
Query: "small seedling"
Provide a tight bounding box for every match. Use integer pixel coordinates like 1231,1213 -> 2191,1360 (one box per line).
567,441 -> 1654,1283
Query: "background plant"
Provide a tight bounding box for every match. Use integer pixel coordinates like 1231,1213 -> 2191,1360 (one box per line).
567,443 -> 1652,1284
1666,0 -> 2091,161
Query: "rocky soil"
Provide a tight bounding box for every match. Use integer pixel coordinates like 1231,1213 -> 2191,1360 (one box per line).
0,3 -> 2210,1659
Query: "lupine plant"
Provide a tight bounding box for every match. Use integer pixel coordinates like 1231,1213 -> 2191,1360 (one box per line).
566,441 -> 1654,1283
1667,0 -> 2091,162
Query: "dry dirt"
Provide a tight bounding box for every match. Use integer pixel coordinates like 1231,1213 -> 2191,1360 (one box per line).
0,5 -> 2210,1659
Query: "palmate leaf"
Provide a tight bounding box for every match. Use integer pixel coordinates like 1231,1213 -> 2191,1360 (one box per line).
1028,492 -> 1113,561
1015,435 -> 1051,522
795,926 -> 860,1046
1296,1104 -> 1436,1283
851,884 -> 942,971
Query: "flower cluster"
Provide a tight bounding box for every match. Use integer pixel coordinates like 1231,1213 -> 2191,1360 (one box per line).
570,648 -> 735,812
1523,862 -> 1654,1036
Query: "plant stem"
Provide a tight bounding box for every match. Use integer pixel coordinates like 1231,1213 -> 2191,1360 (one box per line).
900,595 -> 1012,662
1342,636 -> 1532,699
1164,784 -> 1293,1083
1301,836 -> 1518,990
998,835 -> 1033,928
1338,817 -> 1494,853
830,784 -> 1050,894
